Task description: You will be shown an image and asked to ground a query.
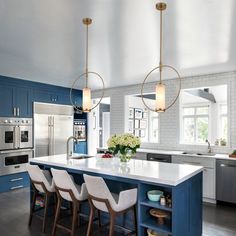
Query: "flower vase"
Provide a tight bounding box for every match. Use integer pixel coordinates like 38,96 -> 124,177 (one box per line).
119,152 -> 131,163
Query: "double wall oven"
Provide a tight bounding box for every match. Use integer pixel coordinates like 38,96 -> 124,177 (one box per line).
0,117 -> 33,176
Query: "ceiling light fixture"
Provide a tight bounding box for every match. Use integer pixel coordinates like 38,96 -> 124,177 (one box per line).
70,18 -> 105,113
141,2 -> 181,113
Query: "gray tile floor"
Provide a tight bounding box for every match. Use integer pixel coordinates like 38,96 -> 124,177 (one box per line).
0,188 -> 236,236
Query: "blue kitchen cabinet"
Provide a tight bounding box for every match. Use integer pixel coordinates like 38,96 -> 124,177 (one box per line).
15,86 -> 32,117
70,90 -> 82,108
74,141 -> 87,154
0,75 -> 84,118
33,88 -> 80,106
0,83 -> 32,117
0,172 -> 30,193
0,84 -> 15,117
33,89 -> 59,104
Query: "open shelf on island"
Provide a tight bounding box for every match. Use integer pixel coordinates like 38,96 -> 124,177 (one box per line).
140,199 -> 172,212
141,217 -> 172,235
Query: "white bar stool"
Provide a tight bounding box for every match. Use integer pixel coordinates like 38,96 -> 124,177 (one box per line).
26,164 -> 55,233
51,168 -> 88,236
83,174 -> 138,236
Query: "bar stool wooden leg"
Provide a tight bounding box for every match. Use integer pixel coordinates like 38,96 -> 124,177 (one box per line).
98,210 -> 101,228
87,205 -> 94,236
133,206 -> 137,235
76,202 -> 80,228
71,202 -> 78,236
53,193 -> 57,214
28,191 -> 37,226
52,196 -> 61,236
42,193 -> 49,233
109,213 -> 116,236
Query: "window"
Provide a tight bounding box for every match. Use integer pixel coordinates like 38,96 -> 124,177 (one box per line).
219,104 -> 228,141
126,95 -> 159,143
180,85 -> 228,146
149,111 -> 159,143
181,106 -> 209,144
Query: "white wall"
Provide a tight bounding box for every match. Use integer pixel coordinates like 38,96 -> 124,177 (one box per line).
92,71 -> 236,154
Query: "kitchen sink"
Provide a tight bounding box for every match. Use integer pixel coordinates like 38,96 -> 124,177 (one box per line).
70,154 -> 94,159
182,151 -> 216,156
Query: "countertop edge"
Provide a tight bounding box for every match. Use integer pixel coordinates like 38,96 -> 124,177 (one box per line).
29,157 -> 204,187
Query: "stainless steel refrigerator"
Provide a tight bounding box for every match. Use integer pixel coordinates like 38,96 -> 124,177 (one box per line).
34,102 -> 73,157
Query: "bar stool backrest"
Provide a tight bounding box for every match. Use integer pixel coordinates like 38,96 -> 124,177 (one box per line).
51,168 -> 86,201
83,174 -> 116,212
26,164 -> 54,193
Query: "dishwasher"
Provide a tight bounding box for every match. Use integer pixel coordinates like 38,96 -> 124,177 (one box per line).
147,153 -> 172,163
216,159 -> 236,204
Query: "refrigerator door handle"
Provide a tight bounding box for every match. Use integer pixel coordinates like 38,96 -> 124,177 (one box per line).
52,116 -> 55,155
13,126 -> 17,149
48,116 -> 52,155
17,126 -> 21,148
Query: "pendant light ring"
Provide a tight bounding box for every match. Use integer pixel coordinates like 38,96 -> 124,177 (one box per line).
141,64 -> 181,112
70,71 -> 105,112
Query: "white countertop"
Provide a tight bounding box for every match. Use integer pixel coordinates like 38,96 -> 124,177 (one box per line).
137,148 -> 234,160
30,155 -> 203,186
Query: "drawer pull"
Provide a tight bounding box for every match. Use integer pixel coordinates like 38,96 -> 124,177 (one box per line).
183,161 -> 201,166
220,163 -> 236,168
10,185 -> 23,190
10,178 -> 23,182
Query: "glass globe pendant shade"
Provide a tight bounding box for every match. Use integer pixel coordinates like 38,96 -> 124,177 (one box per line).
82,87 -> 92,112
155,83 -> 166,112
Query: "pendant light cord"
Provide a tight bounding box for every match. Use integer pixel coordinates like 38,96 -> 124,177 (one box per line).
159,9 -> 163,83
85,23 -> 89,87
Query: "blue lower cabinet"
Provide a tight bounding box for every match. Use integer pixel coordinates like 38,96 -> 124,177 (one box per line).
74,141 -> 87,154
0,172 -> 30,193
138,172 -> 202,236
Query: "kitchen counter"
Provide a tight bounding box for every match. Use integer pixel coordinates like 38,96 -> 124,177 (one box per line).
30,155 -> 203,186
30,154 -> 203,235
137,148 -> 232,160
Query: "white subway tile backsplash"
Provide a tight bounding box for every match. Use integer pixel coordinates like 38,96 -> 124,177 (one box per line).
93,71 -> 236,154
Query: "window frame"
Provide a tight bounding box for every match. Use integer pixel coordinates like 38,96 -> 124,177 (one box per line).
148,111 -> 159,143
218,103 -> 228,141
180,103 -> 211,145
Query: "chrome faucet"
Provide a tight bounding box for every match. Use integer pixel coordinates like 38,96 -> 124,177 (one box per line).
205,139 -> 212,153
67,136 -> 79,159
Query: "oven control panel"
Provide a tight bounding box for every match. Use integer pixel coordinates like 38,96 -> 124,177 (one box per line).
0,118 -> 32,125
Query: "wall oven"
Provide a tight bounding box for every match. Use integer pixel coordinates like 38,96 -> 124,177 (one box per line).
0,117 -> 33,175
0,149 -> 33,176
0,117 -> 33,150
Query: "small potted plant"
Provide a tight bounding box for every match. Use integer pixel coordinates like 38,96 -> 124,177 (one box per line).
220,138 -> 227,146
229,150 -> 236,158
107,134 -> 141,162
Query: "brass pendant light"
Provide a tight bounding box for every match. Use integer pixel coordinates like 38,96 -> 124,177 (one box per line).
70,18 -> 105,113
141,2 -> 181,113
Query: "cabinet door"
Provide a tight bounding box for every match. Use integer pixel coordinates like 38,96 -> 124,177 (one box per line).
70,90 -> 82,107
15,87 -> 32,117
75,142 -> 87,154
203,168 -> 215,199
55,93 -> 71,105
172,155 -> 216,200
0,84 -> 14,117
34,90 -> 57,103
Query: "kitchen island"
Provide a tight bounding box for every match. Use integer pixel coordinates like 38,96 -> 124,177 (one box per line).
30,155 -> 203,236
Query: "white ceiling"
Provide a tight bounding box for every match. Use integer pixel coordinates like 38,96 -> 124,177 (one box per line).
0,0 -> 235,90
